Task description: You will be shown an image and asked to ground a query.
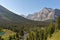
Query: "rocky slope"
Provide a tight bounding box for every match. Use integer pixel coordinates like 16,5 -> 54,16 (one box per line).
27,8 -> 60,21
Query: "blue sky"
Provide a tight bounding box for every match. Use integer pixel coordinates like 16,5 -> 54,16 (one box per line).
0,0 -> 60,16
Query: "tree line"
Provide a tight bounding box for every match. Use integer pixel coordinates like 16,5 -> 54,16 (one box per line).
0,16 -> 60,40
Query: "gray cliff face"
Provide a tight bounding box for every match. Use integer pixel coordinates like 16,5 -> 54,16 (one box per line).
26,8 -> 60,21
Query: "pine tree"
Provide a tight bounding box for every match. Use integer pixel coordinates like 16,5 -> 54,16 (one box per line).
55,16 -> 60,31
47,22 -> 54,37
0,36 -> 2,40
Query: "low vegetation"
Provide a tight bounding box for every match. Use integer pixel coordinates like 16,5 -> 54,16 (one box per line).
0,16 -> 60,40
47,30 -> 60,40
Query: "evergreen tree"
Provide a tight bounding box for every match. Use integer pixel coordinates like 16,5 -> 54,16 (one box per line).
55,16 -> 60,31
47,22 -> 54,37
0,36 -> 2,40
9,36 -> 12,40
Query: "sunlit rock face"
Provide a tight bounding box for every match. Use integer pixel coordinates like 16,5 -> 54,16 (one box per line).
26,7 -> 60,21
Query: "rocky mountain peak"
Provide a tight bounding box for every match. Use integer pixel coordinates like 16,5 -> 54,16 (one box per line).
26,7 -> 60,21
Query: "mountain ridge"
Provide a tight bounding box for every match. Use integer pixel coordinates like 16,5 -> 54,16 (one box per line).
26,7 -> 60,21
0,5 -> 32,23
